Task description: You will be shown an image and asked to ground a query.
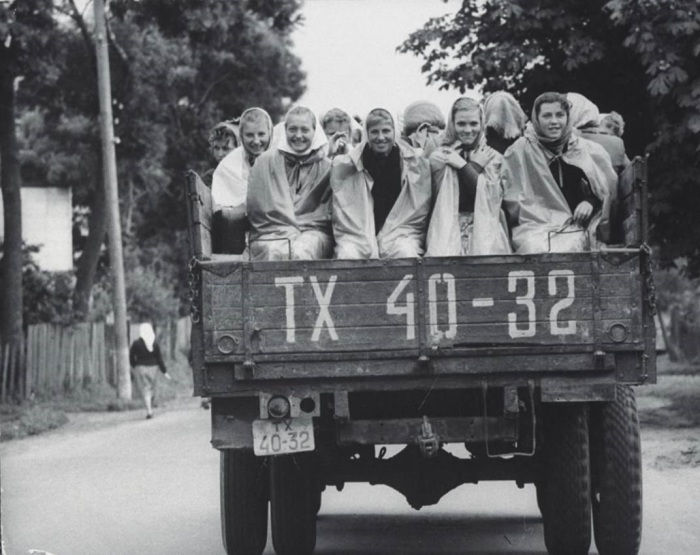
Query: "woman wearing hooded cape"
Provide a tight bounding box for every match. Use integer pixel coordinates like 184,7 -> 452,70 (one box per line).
483,91 -> 528,154
331,107 -> 431,259
502,92 -> 617,253
211,107 -> 273,210
426,97 -> 511,256
247,106 -> 333,261
567,92 -> 630,176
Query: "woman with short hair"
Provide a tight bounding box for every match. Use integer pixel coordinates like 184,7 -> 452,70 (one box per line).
247,106 -> 333,260
332,107 -> 431,259
501,92 -> 616,253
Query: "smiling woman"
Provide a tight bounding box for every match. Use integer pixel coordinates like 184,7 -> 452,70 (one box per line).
246,106 -> 334,261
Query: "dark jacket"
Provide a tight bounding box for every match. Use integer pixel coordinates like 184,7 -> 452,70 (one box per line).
129,338 -> 167,374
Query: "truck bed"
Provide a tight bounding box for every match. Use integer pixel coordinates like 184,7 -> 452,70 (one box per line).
186,157 -> 655,398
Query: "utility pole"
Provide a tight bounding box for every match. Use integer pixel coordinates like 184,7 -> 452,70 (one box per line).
94,0 -> 131,399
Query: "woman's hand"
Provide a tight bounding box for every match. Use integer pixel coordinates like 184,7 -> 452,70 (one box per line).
572,201 -> 594,224
434,148 -> 466,169
469,142 -> 497,169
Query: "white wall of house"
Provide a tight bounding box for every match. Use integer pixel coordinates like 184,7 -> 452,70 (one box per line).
0,187 -> 73,272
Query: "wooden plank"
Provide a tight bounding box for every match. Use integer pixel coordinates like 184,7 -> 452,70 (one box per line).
622,213 -> 641,245
246,293 -> 634,331
185,170 -> 213,258
618,156 -> 644,200
25,325 -> 34,399
1,345 -> 9,403
230,352 -> 607,380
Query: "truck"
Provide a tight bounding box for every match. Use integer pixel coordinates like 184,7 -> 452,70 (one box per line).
184,156 -> 655,555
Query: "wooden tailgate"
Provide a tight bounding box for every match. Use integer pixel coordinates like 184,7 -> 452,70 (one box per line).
200,251 -> 644,364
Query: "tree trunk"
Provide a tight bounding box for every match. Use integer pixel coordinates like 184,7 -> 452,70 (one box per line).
0,68 -> 25,399
73,183 -> 107,320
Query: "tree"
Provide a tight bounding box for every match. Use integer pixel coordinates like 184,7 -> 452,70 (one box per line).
0,0 -> 56,398
13,0 -> 306,322
400,0 -> 700,274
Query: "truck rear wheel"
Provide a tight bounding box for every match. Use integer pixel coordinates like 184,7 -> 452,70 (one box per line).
590,386 -> 642,555
270,453 -> 318,555
220,450 -> 269,555
540,403 -> 592,555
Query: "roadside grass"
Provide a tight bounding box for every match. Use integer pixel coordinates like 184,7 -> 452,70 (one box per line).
637,354 -> 700,428
0,355 -> 195,442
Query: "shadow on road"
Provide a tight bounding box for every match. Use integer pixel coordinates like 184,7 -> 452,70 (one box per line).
313,512 -> 546,554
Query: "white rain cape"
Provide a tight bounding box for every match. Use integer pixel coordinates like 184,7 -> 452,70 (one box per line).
331,139 -> 431,259
501,128 -> 617,253
425,137 -> 511,256
246,111 -> 333,261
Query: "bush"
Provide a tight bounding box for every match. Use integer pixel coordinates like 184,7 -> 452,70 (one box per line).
0,404 -> 69,441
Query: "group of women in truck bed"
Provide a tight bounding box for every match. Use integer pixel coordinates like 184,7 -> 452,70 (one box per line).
208,91 -> 629,261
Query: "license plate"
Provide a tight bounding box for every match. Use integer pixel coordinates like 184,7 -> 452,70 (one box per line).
252,417 -> 315,456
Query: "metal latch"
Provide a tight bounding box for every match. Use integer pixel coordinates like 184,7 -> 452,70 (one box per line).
417,415 -> 439,458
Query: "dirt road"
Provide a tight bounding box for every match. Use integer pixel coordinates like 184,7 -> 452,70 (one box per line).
2,401 -> 699,554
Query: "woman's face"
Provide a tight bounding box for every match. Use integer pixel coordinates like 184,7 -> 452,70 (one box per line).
241,120 -> 270,157
367,119 -> 395,155
537,102 -> 568,140
454,109 -> 482,148
210,139 -> 235,162
285,113 -> 315,153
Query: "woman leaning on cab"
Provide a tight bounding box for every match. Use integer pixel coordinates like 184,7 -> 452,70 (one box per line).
331,107 -> 432,259
246,106 -> 333,261
425,97 -> 511,256
501,92 -> 617,254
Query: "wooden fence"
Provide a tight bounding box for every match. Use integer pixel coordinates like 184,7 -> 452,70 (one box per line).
0,318 -> 191,402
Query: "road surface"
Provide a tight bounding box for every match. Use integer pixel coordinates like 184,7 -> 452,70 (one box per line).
2,403 -> 699,554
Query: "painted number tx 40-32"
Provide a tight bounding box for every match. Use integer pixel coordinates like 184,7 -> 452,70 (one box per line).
274,269 -> 577,343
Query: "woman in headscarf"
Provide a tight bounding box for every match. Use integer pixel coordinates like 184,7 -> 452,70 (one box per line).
129,323 -> 171,420
211,107 -> 273,210
331,107 -> 431,259
426,96 -> 511,256
567,92 -> 630,175
210,108 -> 273,257
247,106 -> 333,260
483,91 -> 528,154
501,92 -> 617,253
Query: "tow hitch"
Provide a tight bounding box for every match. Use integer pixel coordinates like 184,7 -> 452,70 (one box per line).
417,415 -> 440,458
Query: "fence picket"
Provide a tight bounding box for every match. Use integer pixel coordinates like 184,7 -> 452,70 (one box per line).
12,317 -> 191,399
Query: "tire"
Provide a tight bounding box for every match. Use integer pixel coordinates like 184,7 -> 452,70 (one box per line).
534,480 -> 546,518
540,403 -> 592,555
220,450 -> 269,555
312,487 -> 322,515
590,386 -> 642,555
270,453 -> 318,555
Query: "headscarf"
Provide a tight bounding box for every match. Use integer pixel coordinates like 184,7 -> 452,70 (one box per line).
483,91 -> 527,139
139,323 -> 155,352
239,107 -> 274,162
211,107 -> 273,209
441,97 -> 484,150
277,106 -> 329,158
567,92 -> 600,130
530,92 -> 573,154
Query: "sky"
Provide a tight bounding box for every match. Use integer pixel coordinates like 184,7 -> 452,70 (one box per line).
292,0 -> 468,120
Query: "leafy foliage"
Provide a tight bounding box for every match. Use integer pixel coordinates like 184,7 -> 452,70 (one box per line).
0,243 -> 74,326
400,0 -> 700,274
10,0 -> 306,323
